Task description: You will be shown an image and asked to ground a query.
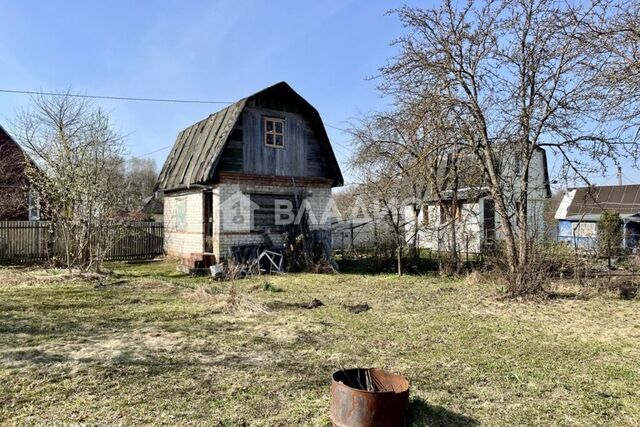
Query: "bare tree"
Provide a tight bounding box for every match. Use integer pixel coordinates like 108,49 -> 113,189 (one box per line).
357,169 -> 411,276
350,98 -> 485,274
379,0 -> 640,295
122,157 -> 158,211
581,2 -> 640,142
14,93 -> 126,271
350,110 -> 430,275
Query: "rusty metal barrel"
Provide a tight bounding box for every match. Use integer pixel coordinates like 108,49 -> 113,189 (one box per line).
330,368 -> 410,427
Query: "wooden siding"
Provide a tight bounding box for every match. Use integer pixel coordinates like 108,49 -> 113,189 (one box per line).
157,82 -> 343,191
0,126 -> 31,220
238,107 -> 327,178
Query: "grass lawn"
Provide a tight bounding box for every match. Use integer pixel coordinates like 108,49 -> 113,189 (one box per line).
1,261 -> 639,426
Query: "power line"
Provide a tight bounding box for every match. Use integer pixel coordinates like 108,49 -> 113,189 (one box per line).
0,88 -> 234,105
325,122 -> 355,135
330,141 -> 353,156
137,145 -> 174,157
137,138 -> 352,159
0,87 -> 355,132
1,87 -> 354,157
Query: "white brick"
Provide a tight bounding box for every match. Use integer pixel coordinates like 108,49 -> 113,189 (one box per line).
164,182 -> 333,261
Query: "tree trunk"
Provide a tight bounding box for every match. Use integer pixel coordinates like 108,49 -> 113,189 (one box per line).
397,242 -> 403,276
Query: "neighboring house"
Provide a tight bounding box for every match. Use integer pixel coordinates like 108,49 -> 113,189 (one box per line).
141,194 -> 164,222
156,82 -> 343,268
554,184 -> 640,249
405,147 -> 551,253
0,124 -> 40,221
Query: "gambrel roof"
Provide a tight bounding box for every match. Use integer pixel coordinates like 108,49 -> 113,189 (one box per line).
156,81 -> 343,191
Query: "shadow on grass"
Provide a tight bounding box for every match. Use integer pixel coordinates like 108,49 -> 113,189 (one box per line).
2,349 -> 68,364
406,398 -> 478,427
336,257 -> 439,275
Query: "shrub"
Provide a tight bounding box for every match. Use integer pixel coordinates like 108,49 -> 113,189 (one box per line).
262,281 -> 282,293
597,211 -> 623,256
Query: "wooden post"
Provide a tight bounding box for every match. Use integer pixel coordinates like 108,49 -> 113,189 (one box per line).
350,222 -> 354,252
608,238 -> 612,287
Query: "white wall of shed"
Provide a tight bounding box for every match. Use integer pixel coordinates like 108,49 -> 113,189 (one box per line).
163,190 -> 204,257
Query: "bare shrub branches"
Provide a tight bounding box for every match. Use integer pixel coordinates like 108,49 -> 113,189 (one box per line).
13,92 -> 127,270
363,0 -> 640,295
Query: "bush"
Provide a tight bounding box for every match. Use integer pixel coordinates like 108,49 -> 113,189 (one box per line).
597,211 -> 623,256
262,281 -> 282,293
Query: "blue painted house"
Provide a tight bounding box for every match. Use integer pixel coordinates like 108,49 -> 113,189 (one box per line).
555,184 -> 640,250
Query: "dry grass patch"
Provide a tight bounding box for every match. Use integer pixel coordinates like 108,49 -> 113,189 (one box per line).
0,261 -> 639,426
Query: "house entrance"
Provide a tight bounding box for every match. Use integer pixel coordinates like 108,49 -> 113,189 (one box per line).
483,199 -> 496,247
204,192 -> 214,253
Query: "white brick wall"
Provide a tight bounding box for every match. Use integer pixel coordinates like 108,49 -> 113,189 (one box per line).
164,182 -> 333,261
407,201 -> 483,253
164,190 -> 204,257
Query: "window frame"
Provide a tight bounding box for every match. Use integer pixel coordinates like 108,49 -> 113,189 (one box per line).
28,190 -> 40,221
514,153 -> 522,176
176,198 -> 187,231
264,117 -> 285,148
250,193 -> 299,232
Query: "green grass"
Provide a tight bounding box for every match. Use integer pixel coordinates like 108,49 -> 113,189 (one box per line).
1,261 -> 639,426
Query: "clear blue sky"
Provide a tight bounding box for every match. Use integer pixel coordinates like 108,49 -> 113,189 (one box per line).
0,0 -> 424,184
0,0 -> 633,188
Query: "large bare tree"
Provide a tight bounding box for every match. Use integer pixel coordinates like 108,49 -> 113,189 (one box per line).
582,1 -> 640,141
351,97 -> 485,274
378,0 -> 640,295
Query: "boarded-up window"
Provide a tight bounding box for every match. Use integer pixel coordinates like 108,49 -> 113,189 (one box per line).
250,194 -> 299,231
440,201 -> 463,223
514,152 -> 522,175
176,198 -> 187,231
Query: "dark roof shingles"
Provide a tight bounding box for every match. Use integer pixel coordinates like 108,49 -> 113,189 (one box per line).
567,184 -> 640,216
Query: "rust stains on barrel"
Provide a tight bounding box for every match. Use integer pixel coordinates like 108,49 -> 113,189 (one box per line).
330,368 -> 410,427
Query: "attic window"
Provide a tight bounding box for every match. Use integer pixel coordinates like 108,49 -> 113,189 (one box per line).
264,117 -> 285,148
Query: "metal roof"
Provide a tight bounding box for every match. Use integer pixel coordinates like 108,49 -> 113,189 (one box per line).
565,184 -> 640,217
156,81 -> 343,191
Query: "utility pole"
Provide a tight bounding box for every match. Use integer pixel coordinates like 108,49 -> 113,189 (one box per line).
617,166 -> 623,186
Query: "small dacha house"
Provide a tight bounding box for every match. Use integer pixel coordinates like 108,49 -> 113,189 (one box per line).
555,184 -> 640,249
405,147 -> 551,253
156,82 -> 343,269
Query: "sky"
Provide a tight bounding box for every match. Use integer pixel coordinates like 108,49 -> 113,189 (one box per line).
0,0 -> 635,189
0,0 -> 417,185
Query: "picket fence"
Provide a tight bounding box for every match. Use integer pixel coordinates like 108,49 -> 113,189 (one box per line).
0,221 -> 164,263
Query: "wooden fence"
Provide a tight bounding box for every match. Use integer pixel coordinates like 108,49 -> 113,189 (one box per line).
0,221 -> 164,263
